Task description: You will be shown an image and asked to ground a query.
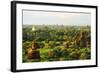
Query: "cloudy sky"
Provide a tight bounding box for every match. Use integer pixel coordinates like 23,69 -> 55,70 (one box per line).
23,10 -> 91,26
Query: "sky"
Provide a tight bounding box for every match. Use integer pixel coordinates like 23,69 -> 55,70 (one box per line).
23,10 -> 91,26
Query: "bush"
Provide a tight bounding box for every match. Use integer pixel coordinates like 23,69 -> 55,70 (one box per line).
37,42 -> 44,48
23,41 -> 32,49
53,47 -> 62,57
49,41 -> 56,48
69,51 -> 79,60
79,53 -> 87,59
48,51 -> 55,58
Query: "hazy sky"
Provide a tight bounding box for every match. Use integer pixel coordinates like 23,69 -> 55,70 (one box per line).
23,10 -> 91,26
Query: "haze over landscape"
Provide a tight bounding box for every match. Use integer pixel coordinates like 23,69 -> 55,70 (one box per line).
23,10 -> 91,26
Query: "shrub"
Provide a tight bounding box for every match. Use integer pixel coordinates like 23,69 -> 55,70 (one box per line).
69,51 -> 79,60
79,53 -> 87,60
37,42 -> 44,48
23,41 -> 32,49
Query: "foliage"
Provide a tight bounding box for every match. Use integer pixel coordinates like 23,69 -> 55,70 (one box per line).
22,25 -> 91,62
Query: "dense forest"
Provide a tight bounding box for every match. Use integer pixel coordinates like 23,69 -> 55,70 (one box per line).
22,24 -> 91,63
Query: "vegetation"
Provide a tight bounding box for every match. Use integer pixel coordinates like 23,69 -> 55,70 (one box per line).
22,24 -> 91,63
